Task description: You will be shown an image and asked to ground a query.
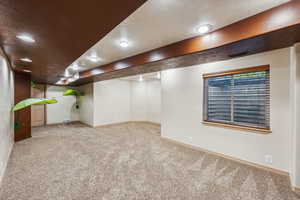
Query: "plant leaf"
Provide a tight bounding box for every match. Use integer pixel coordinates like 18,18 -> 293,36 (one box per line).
63,89 -> 83,96
12,98 -> 57,112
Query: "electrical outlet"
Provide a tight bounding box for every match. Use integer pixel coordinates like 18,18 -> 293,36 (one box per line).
265,155 -> 273,164
63,120 -> 71,125
188,136 -> 193,142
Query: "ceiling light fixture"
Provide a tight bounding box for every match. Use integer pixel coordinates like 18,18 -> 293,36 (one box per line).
22,69 -> 32,73
114,62 -> 129,70
88,57 -> 101,63
64,69 -> 73,77
87,51 -> 102,63
157,72 -> 161,79
120,40 -> 129,48
55,81 -> 64,85
71,62 -> 80,70
56,79 -> 67,85
91,69 -> 105,75
150,53 -> 164,62
68,77 -> 76,83
16,34 -> 35,43
139,75 -> 144,82
20,58 -> 32,62
197,24 -> 212,35
74,72 -> 80,80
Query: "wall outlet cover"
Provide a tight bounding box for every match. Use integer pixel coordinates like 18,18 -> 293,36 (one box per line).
265,155 -> 273,164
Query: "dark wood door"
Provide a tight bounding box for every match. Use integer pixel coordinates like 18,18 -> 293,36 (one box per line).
14,72 -> 31,142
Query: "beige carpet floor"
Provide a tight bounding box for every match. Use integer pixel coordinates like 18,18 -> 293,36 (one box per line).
0,122 -> 299,200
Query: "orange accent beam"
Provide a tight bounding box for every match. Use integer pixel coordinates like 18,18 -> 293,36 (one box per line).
80,1 -> 300,81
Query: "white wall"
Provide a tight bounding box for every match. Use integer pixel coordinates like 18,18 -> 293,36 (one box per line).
290,45 -> 300,188
93,79 -> 131,127
130,80 -> 161,123
0,54 -> 14,185
46,86 -> 80,124
295,52 -> 300,187
131,81 -> 148,121
161,48 -> 291,172
79,78 -> 161,127
78,84 -> 94,127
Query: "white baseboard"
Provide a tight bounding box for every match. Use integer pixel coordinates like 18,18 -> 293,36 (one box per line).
93,121 -> 161,128
161,136 -> 289,176
0,141 -> 13,187
162,136 -> 300,194
131,121 -> 161,126
292,186 -> 300,194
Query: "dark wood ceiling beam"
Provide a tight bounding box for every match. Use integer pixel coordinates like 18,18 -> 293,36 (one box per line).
0,0 -> 147,84
78,0 -> 300,85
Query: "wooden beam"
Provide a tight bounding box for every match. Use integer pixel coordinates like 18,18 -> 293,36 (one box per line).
77,1 -> 300,85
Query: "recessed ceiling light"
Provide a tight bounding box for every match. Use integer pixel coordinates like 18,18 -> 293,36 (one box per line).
157,72 -> 161,79
150,53 -> 164,62
20,58 -> 32,62
120,40 -> 129,48
88,56 -> 101,63
56,79 -> 67,85
71,63 -> 80,70
74,72 -> 80,80
88,57 -> 101,62
22,69 -> 32,73
114,62 -> 129,70
139,75 -> 143,82
87,51 -> 102,63
16,34 -> 35,43
68,77 -> 76,83
91,69 -> 105,75
197,24 -> 212,35
64,69 -> 73,77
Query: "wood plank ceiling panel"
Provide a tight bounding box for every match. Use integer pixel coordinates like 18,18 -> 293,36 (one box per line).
0,0 -> 147,84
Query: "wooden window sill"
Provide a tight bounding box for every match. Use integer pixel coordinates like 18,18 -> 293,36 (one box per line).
202,121 -> 272,134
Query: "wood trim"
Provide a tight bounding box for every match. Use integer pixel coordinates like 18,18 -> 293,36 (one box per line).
131,121 -> 161,127
292,187 -> 300,194
203,65 -> 270,78
94,121 -> 133,128
45,121 -> 82,127
94,121 -> 161,129
161,136 -> 288,176
202,121 -> 271,134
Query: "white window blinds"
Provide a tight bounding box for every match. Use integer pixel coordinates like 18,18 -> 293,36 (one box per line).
203,66 -> 270,130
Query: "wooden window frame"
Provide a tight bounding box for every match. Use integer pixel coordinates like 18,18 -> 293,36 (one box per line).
202,65 -> 271,134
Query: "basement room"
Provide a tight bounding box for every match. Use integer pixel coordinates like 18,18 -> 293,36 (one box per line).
0,0 -> 300,199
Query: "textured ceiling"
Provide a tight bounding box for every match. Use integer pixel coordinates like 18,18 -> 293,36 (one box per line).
70,0 -> 289,72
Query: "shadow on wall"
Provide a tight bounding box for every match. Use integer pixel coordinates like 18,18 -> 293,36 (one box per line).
46,86 -> 80,124
70,102 -> 80,121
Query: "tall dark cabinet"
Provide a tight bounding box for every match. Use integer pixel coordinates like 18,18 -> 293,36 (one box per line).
14,72 -> 31,141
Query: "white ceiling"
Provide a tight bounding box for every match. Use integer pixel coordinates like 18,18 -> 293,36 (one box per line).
67,0 -> 290,73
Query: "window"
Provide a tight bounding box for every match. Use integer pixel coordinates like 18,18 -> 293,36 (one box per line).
203,66 -> 270,131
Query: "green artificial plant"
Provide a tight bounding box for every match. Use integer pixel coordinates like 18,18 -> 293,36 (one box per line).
12,98 -> 58,112
12,98 -> 58,131
63,89 -> 83,96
